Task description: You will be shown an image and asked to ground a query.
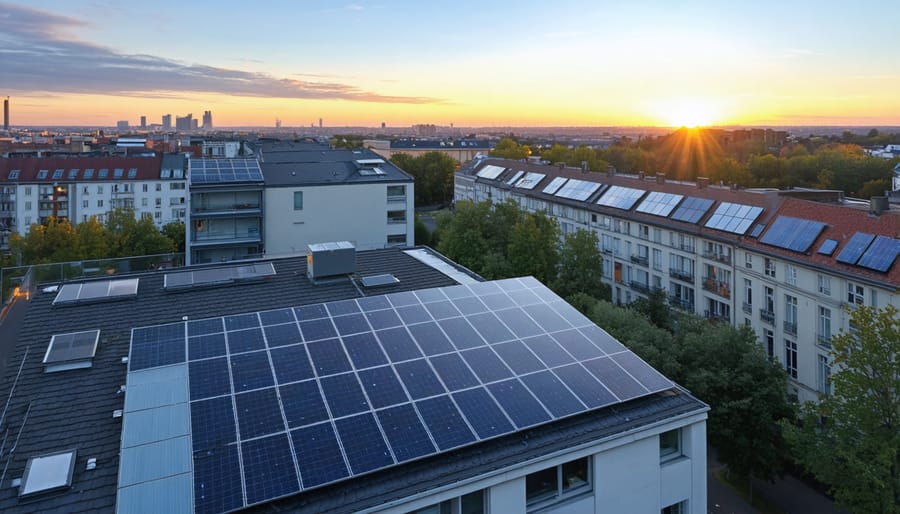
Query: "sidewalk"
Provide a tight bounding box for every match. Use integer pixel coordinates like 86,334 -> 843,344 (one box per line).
707,447 -> 846,514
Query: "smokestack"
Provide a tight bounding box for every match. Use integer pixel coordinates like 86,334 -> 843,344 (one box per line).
581,161 -> 588,173
656,173 -> 666,184
3,97 -> 8,131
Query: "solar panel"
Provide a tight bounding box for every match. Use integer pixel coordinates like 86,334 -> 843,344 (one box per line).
596,185 -> 646,210
856,236 -> 900,272
123,277 -> 673,514
475,164 -> 505,180
189,158 -> 264,184
635,191 -> 684,217
514,172 -> 546,190
759,216 -> 827,253
835,232 -> 876,265
505,170 -> 525,185
554,178 -> 601,201
43,330 -> 100,372
749,223 -> 765,238
542,176 -> 568,195
360,274 -> 399,287
53,278 -> 139,306
817,239 -> 838,256
670,196 -> 714,224
704,202 -> 764,234
165,263 -> 276,291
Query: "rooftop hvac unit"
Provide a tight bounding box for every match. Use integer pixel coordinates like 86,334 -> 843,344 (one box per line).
307,241 -> 356,280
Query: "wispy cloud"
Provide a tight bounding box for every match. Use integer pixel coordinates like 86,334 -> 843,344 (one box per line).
784,48 -> 826,57
0,2 -> 439,104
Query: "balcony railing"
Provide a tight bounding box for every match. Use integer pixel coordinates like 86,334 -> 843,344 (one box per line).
680,243 -> 695,253
630,281 -> 650,295
816,334 -> 832,349
669,268 -> 694,283
704,310 -> 731,323
759,309 -> 775,325
630,255 -> 649,266
193,203 -> 261,213
783,321 -> 798,336
703,251 -> 732,265
702,277 -> 731,299
670,298 -> 694,311
742,302 -> 752,314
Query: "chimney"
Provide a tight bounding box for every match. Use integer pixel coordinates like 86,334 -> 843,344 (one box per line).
730,182 -> 739,190
558,162 -> 565,170
656,173 -> 666,184
606,166 -> 616,177
638,171 -> 645,181
870,196 -> 889,215
581,161 -> 588,173
697,177 -> 709,189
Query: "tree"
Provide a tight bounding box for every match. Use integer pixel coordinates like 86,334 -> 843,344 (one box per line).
553,229 -> 609,300
390,151 -> 457,206
9,217 -> 80,264
783,305 -> 900,514
76,216 -> 109,259
162,221 -> 186,253
490,137 -> 531,160
435,201 -> 493,273
506,211 -> 559,283
105,208 -> 173,257
413,214 -> 431,247
630,287 -> 672,332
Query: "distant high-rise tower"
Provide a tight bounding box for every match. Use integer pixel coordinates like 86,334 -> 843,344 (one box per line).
3,97 -> 8,131
162,114 -> 172,130
176,113 -> 193,131
202,110 -> 213,129
319,118 -> 323,128
140,116 -> 147,129
275,118 -> 282,128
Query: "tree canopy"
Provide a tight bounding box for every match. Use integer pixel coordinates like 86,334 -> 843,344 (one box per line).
390,151 -> 457,207
783,305 -> 900,514
490,137 -> 532,160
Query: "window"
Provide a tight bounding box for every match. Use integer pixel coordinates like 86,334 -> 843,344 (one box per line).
154,211 -> 161,220
659,429 -> 682,462
652,248 -> 662,270
847,282 -> 864,306
82,200 -> 88,208
97,199 -> 103,208
113,168 -> 124,178
83,168 -> 94,179
662,501 -> 687,514
24,201 -> 32,210
97,185 -> 104,194
743,279 -> 753,305
764,258 -> 776,278
764,329 -> 774,358
156,183 -> 162,192
387,210 -> 406,224
155,198 -> 162,207
785,264 -> 797,286
127,168 -> 137,178
638,224 -> 649,239
98,168 -> 108,179
25,186 -> 32,196
8,170 -> 20,179
142,184 -> 149,192
37,169 -> 49,179
406,490 -> 485,514
142,198 -> 148,207
745,252 -> 752,269
387,185 -> 406,199
784,295 -> 797,335
293,191 -> 304,210
52,169 -> 64,179
785,340 -> 798,379
818,275 -> 831,296
817,355 -> 832,396
170,182 -> 185,190
526,457 -> 591,507
387,234 -> 406,245
818,306 -> 831,348
653,227 -> 662,243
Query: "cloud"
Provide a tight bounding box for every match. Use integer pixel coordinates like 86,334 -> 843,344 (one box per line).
0,2 -> 439,105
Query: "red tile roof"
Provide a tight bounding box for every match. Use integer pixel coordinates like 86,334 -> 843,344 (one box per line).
0,156 -> 165,182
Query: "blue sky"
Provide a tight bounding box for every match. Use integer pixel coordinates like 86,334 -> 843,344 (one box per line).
4,1 -> 900,126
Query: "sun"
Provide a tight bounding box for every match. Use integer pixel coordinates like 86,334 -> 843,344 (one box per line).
656,98 -> 721,128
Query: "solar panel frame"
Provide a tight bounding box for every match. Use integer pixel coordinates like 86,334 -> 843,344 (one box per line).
541,176 -> 568,195
670,196 -> 714,224
190,158 -> 264,185
475,164 -> 505,180
554,178 -> 602,201
635,191 -> 684,217
856,235 -> 900,272
514,172 -> 546,190
125,277 -> 676,514
703,202 -> 764,234
759,216 -> 827,253
817,239 -> 839,256
596,185 -> 646,211
835,232 -> 876,265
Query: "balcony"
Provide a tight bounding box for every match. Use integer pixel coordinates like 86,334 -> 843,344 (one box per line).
669,268 -> 694,283
759,309 -> 775,325
703,251 -> 731,265
742,302 -> 752,314
702,277 -> 731,299
670,298 -> 694,312
629,281 -> 650,295
816,334 -> 832,349
192,202 -> 261,216
601,247 -> 612,255
630,255 -> 649,266
705,310 -> 731,323
680,243 -> 695,253
783,321 -> 797,336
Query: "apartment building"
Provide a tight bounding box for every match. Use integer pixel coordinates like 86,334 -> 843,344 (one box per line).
457,158 -> 900,404
0,155 -> 188,249
0,247 -> 707,514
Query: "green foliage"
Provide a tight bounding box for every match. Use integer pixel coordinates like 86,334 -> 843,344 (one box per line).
490,137 -> 531,160
76,216 -> 110,259
553,230 -> 609,300
629,287 -> 672,331
783,305 -> 900,514
10,217 -> 80,264
506,211 -> 559,283
329,135 -> 365,149
390,151 -> 457,206
162,221 -> 186,253
413,214 -> 432,247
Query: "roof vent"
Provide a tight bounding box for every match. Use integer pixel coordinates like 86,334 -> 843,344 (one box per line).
18,449 -> 77,497
697,177 -> 709,189
870,196 -> 889,215
307,241 -> 356,280
360,274 -> 399,288
638,171 -> 645,180
43,330 -> 100,373
656,173 -> 666,184
86,458 -> 97,471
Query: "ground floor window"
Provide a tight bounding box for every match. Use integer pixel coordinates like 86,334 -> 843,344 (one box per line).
662,500 -> 687,513
526,456 -> 591,508
407,490 -> 485,514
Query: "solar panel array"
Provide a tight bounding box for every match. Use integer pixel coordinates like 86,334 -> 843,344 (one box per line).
125,278 -> 673,514
554,179 -> 601,201
164,263 -> 277,291
855,236 -> 900,272
190,159 -> 264,184
635,191 -> 684,217
817,239 -> 838,256
53,278 -> 140,306
835,232 -> 875,265
670,197 -> 714,224
759,216 -> 827,253
515,172 -> 546,190
704,202 -> 764,234
505,170 -> 525,185
596,185 -> 645,211
475,165 -> 506,180
542,177 -> 568,195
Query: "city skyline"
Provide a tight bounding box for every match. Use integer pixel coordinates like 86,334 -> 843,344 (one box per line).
3,1 -> 900,128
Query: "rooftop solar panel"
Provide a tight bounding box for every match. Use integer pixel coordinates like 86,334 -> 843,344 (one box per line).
515,172 -> 546,190
759,216 -> 827,253
835,232 -> 876,265
670,196 -> 714,224
505,170 -> 525,185
856,235 -> 900,272
554,178 -> 601,201
817,239 -> 838,255
635,191 -> 684,217
596,185 -> 646,210
542,176 -> 568,195
189,159 -> 264,184
475,164 -> 505,180
53,278 -> 139,306
704,202 -> 764,234
120,277 -> 673,514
